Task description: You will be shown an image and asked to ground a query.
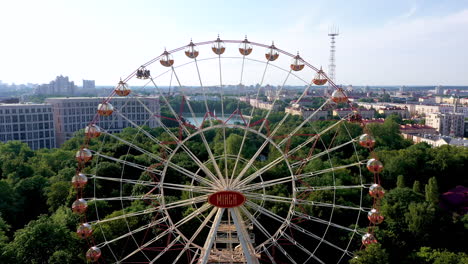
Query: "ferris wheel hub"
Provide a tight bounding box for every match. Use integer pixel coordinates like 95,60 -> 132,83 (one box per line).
208,190 -> 246,208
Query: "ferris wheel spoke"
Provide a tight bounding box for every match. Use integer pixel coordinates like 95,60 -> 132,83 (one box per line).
171,206 -> 218,264
295,184 -> 367,192
113,108 -> 173,154
281,231 -> 325,264
229,61 -> 270,184
291,138 -> 357,169
92,149 -> 216,189
92,150 -> 163,175
245,192 -> 365,211
239,205 -> 290,260
89,207 -> 162,225
96,216 -> 168,248
131,96 -> 224,188
229,207 -> 260,264
119,203 -> 212,262
291,211 -> 358,233
257,69 -> 292,133
171,66 -> 228,186
86,195 -> 161,201
215,55 -> 230,180
261,244 -> 278,264
194,207 -> 225,264
148,78 -> 192,137
89,175 -> 213,194
113,110 -> 223,190
148,234 -> 184,264
233,78 -> 313,187
193,58 -> 213,127
245,201 -> 351,255
239,161 -> 364,192
276,101 -> 332,149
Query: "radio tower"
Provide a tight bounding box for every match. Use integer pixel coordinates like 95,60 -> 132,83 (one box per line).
327,26 -> 339,95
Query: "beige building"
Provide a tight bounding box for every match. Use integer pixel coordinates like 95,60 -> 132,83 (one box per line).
0,103 -> 55,150
332,108 -> 375,119
46,97 -> 160,146
425,112 -> 464,137
377,107 -> 409,118
285,106 -> 329,120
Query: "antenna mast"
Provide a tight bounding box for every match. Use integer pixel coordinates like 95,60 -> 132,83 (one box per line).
328,26 -> 339,95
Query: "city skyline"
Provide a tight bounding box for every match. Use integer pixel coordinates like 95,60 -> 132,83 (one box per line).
1,0 -> 468,86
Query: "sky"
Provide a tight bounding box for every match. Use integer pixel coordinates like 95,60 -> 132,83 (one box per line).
0,0 -> 467,86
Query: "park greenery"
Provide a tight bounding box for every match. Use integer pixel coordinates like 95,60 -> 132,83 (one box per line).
0,105 -> 467,263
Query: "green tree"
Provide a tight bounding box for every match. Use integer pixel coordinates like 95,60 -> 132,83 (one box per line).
413,180 -> 422,193
413,247 -> 468,264
425,177 -> 439,204
3,215 -> 81,264
349,244 -> 390,264
396,175 -> 405,188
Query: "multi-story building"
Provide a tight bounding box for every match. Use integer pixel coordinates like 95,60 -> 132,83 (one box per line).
82,80 -> 96,90
377,107 -> 409,118
332,108 -> 375,119
35,75 -> 76,95
239,97 -> 279,111
426,112 -> 464,137
0,103 -> 55,150
46,97 -> 160,146
285,106 -> 329,120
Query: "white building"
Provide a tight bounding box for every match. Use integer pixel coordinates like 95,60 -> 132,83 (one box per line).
426,112 -> 464,137
0,103 -> 55,150
46,97 -> 160,146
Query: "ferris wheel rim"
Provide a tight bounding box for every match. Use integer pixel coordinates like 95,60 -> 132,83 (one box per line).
76,36 -> 382,264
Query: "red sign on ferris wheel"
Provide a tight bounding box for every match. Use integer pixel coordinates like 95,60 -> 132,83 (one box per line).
208,191 -> 246,208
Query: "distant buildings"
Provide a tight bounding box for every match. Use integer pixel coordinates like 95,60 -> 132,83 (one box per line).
35,75 -> 77,95
82,80 -> 96,91
0,103 -> 55,150
425,112 -> 464,137
377,107 -> 409,118
333,108 -> 375,119
239,97 -> 278,111
285,106 -> 329,120
403,134 -> 468,147
45,97 -> 160,146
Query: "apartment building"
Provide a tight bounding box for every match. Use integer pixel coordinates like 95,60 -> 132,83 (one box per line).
0,103 -> 55,150
46,97 -> 160,146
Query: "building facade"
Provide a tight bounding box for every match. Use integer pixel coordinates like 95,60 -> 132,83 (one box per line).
46,97 -> 160,146
0,103 -> 55,150
35,75 -> 76,95
426,112 -> 464,137
285,106 -> 329,120
332,108 -> 375,119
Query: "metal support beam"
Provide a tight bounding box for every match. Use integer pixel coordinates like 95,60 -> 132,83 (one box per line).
199,208 -> 225,264
230,208 -> 259,264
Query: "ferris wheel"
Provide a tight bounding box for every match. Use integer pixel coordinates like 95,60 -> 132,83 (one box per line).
71,36 -> 385,264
